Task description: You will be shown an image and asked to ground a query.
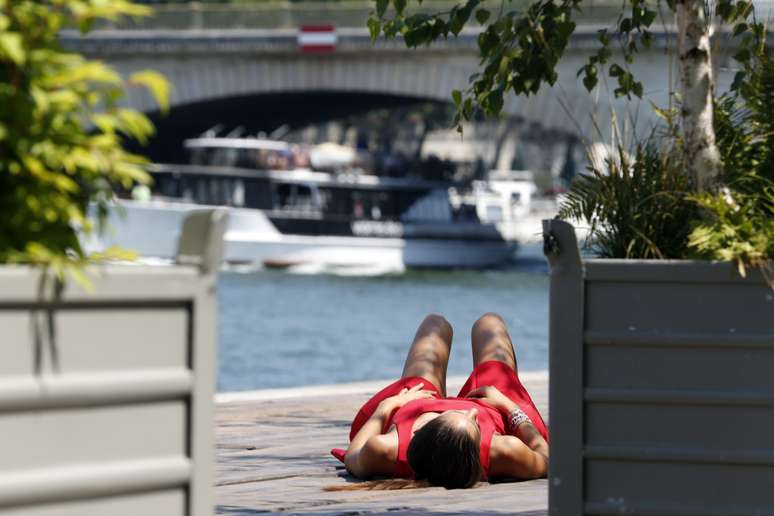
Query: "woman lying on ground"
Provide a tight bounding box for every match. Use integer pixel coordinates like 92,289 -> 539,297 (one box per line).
330,312 -> 549,489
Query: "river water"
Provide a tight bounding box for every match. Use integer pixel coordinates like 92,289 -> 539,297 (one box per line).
217,262 -> 550,392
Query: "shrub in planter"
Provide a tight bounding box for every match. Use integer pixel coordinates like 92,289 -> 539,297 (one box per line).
0,0 -> 168,280
558,141 -> 699,259
559,38 -> 774,277
689,50 -> 774,277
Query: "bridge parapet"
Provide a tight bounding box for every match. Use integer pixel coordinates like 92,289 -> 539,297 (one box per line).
61,26 -> 687,56
98,0 -> 631,31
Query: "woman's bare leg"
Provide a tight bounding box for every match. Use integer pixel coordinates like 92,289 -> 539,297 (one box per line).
401,314 -> 453,397
471,312 -> 518,372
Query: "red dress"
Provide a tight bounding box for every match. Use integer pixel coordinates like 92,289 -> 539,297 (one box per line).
331,360 -> 548,479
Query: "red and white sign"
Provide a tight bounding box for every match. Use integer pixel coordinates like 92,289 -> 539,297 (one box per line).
298,24 -> 337,53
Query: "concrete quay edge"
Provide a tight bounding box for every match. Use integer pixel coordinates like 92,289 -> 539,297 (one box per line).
215,369 -> 548,404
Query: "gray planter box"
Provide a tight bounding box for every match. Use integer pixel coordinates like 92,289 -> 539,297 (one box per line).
0,210 -> 225,516
543,219 -> 774,516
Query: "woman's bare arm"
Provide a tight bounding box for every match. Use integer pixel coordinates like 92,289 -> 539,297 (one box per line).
344,402 -> 398,478
465,385 -> 549,479
488,431 -> 548,479
344,383 -> 435,478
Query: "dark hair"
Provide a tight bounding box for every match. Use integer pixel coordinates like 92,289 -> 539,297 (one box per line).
407,416 -> 483,489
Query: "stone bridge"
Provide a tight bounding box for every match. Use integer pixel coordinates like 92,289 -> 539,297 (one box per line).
62,25 -> 743,158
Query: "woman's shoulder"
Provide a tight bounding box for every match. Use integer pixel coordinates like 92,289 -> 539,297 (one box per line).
361,432 -> 399,473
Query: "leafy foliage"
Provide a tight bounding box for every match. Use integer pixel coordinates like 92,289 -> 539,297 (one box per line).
368,1 -> 648,126
368,0 -> 762,130
688,183 -> 774,279
558,142 -> 697,259
560,32 -> 774,276
714,45 -> 774,188
687,43 -> 774,278
0,0 -> 168,280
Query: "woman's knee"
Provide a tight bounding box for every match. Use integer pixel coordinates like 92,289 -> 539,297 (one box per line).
422,313 -> 453,341
471,312 -> 516,369
472,312 -> 507,333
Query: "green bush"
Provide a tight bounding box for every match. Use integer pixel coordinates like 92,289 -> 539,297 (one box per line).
560,38 -> 774,278
0,0 -> 168,280
558,141 -> 697,260
687,49 -> 774,278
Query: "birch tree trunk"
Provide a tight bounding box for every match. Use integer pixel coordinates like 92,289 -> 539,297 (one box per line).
676,0 -> 722,192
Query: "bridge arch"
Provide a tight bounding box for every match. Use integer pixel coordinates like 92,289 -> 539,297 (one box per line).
141,90 -> 452,162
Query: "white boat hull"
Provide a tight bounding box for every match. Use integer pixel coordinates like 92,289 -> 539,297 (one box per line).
87,200 -> 518,272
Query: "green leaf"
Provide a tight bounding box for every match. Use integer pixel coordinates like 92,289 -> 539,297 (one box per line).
609,63 -> 624,77
78,18 -> 94,34
129,70 -> 170,114
404,23 -> 432,47
582,68 -> 598,92
376,0 -> 389,18
632,81 -> 643,98
642,8 -> 657,27
641,30 -> 652,49
462,97 -> 473,119
716,0 -> 734,21
430,18 -> 450,40
475,8 -> 490,25
450,0 -> 479,36
734,48 -> 751,65
487,88 -> 504,115
731,70 -> 746,91
452,89 -> 462,107
0,32 -> 25,65
450,9 -> 465,36
651,103 -> 676,122
116,108 -> 155,143
367,16 -> 381,41
67,265 -> 94,292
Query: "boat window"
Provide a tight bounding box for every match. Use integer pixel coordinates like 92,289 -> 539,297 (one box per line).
352,191 -> 366,219
371,192 -> 390,220
232,180 -> 245,207
181,177 -> 194,202
485,204 -> 503,222
245,179 -> 272,209
235,150 -> 255,169
196,178 -> 208,204
209,147 -> 238,167
157,175 -> 180,198
190,148 -> 208,166
209,178 -> 222,204
274,183 -> 291,209
294,184 -> 313,208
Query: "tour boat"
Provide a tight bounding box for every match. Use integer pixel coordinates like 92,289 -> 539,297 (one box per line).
93,137 -> 542,273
